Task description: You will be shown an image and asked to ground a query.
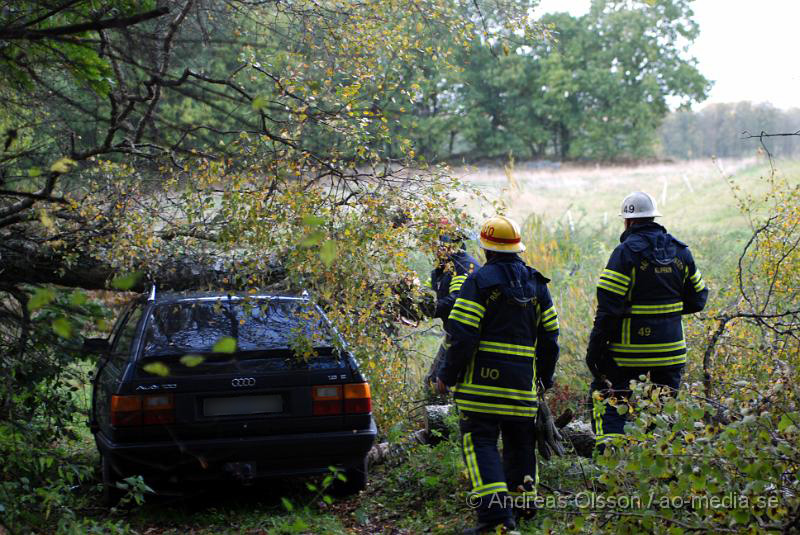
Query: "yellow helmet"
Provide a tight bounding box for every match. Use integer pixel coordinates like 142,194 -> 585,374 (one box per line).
479,215 -> 526,253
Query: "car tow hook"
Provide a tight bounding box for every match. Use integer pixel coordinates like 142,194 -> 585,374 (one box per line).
224,462 -> 256,484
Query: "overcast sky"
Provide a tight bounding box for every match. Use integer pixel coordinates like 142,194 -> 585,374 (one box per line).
534,0 -> 800,110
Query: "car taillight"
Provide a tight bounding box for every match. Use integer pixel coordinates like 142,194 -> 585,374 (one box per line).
142,394 -> 175,425
111,394 -> 175,426
344,383 -> 372,414
111,395 -> 142,426
312,385 -> 342,415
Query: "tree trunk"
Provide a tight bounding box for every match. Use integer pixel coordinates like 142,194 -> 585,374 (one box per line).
0,238 -> 285,291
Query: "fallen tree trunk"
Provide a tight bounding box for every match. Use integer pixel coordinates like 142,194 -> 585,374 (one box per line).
367,404 -> 597,467
367,429 -> 428,467
0,238 -> 287,291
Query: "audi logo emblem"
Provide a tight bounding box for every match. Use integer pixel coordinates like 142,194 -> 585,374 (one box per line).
231,377 -> 256,387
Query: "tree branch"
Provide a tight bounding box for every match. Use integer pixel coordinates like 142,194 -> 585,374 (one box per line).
0,8 -> 170,40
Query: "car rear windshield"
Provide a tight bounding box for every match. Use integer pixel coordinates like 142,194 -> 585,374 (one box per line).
137,299 -> 344,376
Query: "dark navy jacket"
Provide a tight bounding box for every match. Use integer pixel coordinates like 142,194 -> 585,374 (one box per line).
587,222 -> 708,373
431,249 -> 481,322
439,254 -> 560,420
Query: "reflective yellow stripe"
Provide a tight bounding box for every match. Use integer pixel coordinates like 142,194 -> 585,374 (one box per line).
450,309 -> 481,324
450,308 -> 481,323
693,280 -> 706,292
450,312 -> 480,328
592,397 -> 605,443
463,432 -> 482,487
449,275 -> 467,293
630,302 -> 683,315
613,355 -> 687,367
602,269 -> 631,284
471,482 -> 508,498
453,298 -> 485,317
621,318 -> 631,345
541,306 -> 559,331
626,268 -> 636,301
457,381 -> 536,395
609,341 -> 686,353
689,270 -> 705,291
542,318 -> 559,332
456,399 -> 538,417
596,433 -> 626,444
479,340 -> 536,357
455,383 -> 537,402
598,280 -> 627,295
466,353 -> 476,384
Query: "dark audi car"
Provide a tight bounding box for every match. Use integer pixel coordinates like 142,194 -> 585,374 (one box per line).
86,291 -> 377,502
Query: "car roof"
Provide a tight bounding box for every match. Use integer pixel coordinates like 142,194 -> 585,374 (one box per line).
146,291 -> 310,306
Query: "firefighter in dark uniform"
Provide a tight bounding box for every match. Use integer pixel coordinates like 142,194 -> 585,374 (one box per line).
436,216 -> 560,534
586,191 -> 709,447
425,229 -> 481,385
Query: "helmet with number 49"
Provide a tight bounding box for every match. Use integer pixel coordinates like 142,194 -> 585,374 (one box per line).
620,191 -> 662,219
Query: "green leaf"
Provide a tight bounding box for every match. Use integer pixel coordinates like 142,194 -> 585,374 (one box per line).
616,403 -> 629,415
28,167 -> 41,178
180,355 -> 205,367
52,317 -> 72,339
778,413 -> 795,433
39,209 -> 54,230
212,337 -> 237,353
302,215 -> 325,227
319,240 -> 338,266
49,157 -> 76,174
142,362 -> 170,377
27,287 -> 56,312
300,231 -> 325,247
732,509 -> 751,524
689,406 -> 704,420
322,494 -> 333,505
281,497 -> 294,512
111,272 -> 142,290
251,96 -> 265,110
69,291 -> 87,307
422,475 -> 440,487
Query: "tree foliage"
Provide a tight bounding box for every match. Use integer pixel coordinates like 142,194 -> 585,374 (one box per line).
395,0 -> 710,161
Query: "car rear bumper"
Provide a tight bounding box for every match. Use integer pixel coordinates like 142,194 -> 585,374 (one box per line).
97,419 -> 377,482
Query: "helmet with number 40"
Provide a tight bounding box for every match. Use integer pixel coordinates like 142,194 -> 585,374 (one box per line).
479,215 -> 526,253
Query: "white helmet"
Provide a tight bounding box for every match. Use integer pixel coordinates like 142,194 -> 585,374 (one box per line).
620,191 -> 661,219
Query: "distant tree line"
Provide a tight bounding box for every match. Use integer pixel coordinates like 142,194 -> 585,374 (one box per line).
658,102 -> 800,160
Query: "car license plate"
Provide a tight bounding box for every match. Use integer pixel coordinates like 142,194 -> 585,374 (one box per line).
203,394 -> 283,416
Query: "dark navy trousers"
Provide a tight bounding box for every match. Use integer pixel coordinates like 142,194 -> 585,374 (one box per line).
590,365 -> 683,447
459,411 -> 537,523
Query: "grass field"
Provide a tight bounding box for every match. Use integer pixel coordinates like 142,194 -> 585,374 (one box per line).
453,157 -> 770,234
